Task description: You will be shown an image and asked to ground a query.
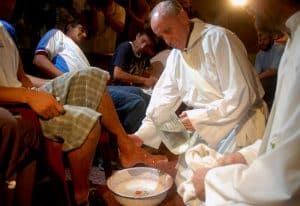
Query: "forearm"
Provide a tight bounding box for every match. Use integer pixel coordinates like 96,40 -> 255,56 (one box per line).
114,68 -> 147,85
0,87 -> 32,105
17,59 -> 34,88
205,136 -> 300,204
33,55 -> 63,78
26,74 -> 49,88
258,68 -> 277,79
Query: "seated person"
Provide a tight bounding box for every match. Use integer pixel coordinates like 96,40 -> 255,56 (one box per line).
255,31 -> 284,109
0,108 -> 40,206
109,29 -> 157,89
0,18 -> 166,206
255,31 -> 285,79
33,19 -> 148,133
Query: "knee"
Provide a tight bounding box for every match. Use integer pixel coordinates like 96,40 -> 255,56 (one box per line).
134,99 -> 147,113
0,109 -> 18,132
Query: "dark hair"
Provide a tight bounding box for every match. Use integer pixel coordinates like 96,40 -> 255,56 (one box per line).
63,19 -> 82,33
137,26 -> 157,43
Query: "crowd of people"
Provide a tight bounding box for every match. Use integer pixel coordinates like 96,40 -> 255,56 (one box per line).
1,0 -> 299,206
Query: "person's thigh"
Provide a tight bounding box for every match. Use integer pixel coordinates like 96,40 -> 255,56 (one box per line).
108,86 -> 145,110
108,86 -> 147,133
110,86 -> 151,105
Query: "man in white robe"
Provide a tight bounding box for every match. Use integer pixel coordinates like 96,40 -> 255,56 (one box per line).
135,0 -> 267,152
191,0 -> 300,205
131,1 -> 268,204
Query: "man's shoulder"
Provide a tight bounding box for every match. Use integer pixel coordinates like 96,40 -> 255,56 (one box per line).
0,20 -> 16,41
117,41 -> 131,49
115,41 -> 132,54
196,20 -> 230,39
272,43 -> 285,52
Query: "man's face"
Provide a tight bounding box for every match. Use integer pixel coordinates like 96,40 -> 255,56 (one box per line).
151,10 -> 190,50
67,24 -> 87,44
246,0 -> 283,32
258,33 -> 273,51
135,33 -> 153,55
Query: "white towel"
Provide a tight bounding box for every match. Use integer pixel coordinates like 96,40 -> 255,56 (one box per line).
176,144 -> 223,205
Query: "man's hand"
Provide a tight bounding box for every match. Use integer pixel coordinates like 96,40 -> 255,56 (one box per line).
179,111 -> 195,131
217,152 -> 247,166
192,167 -> 210,201
26,90 -> 64,120
144,76 -> 157,88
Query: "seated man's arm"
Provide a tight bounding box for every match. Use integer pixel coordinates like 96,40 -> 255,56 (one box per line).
114,66 -> 157,88
0,87 -> 63,120
33,54 -> 63,78
258,68 -> 277,79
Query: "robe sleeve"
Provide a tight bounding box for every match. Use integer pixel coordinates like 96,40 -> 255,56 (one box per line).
204,134 -> 300,205
135,52 -> 182,148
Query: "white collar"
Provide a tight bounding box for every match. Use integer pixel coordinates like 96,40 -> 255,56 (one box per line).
129,41 -> 141,58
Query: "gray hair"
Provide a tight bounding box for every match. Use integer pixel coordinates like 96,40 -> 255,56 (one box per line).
150,0 -> 183,19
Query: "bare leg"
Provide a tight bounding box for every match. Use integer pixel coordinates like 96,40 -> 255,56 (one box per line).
97,89 -> 168,168
67,121 -> 101,205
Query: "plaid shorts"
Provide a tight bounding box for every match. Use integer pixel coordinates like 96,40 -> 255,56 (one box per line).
40,68 -> 109,151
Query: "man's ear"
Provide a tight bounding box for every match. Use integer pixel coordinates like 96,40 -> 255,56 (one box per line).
178,8 -> 189,23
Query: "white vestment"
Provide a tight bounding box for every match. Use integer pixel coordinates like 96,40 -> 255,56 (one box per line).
136,19 -> 266,150
0,22 -> 22,87
201,11 -> 300,206
135,19 -> 268,205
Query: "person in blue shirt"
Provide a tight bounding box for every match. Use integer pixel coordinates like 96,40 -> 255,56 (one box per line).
255,31 -> 285,109
255,31 -> 285,79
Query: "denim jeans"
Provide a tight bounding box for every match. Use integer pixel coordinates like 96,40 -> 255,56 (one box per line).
108,86 -> 150,133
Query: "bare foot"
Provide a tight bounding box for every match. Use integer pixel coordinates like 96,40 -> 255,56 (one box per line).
128,134 -> 143,147
119,146 -> 168,168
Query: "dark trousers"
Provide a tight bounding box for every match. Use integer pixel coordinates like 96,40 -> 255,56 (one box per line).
0,108 -> 40,206
108,86 -> 150,133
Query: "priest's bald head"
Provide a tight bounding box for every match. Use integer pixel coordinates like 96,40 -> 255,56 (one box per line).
150,0 -> 191,50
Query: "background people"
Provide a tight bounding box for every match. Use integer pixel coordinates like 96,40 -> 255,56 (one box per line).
255,31 -> 285,109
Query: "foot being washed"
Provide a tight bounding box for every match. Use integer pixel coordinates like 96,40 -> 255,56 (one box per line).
119,135 -> 168,168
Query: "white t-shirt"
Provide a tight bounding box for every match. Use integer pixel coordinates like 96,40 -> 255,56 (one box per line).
0,22 -> 22,87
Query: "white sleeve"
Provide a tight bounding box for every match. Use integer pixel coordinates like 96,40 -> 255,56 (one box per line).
204,135 -> 300,205
135,52 -> 182,148
238,139 -> 261,164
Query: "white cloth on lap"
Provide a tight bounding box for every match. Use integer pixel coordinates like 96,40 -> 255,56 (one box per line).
176,144 -> 223,206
